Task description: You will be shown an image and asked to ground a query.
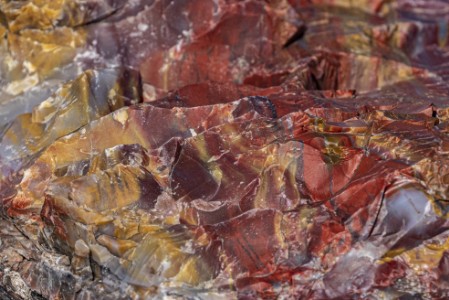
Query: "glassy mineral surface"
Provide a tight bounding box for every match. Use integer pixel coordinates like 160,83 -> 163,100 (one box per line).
1,0 -> 449,299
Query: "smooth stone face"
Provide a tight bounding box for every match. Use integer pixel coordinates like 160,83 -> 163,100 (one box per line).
2,0 -> 449,299
74,239 -> 90,258
90,244 -> 114,266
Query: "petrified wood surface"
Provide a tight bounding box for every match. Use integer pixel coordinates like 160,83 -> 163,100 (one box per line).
2,0 -> 449,299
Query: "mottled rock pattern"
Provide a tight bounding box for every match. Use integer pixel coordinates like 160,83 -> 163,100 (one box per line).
2,0 -> 449,299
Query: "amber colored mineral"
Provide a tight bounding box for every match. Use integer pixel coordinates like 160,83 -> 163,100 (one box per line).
2,0 -> 449,299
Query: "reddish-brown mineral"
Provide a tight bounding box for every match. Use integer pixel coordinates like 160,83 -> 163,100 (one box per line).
2,0 -> 449,299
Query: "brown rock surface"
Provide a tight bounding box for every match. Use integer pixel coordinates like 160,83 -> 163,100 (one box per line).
2,0 -> 449,299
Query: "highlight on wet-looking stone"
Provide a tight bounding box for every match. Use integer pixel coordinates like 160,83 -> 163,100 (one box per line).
1,0 -> 449,299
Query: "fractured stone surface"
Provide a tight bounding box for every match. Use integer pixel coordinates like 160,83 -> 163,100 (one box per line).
2,0 -> 449,299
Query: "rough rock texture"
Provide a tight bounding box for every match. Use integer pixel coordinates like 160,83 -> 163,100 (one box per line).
2,0 -> 449,299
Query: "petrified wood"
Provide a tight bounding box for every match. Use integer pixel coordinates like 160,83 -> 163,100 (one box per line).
2,0 -> 449,299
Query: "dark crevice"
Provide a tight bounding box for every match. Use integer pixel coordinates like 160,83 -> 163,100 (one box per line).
0,10 -> 9,30
283,24 -> 307,48
73,4 -> 125,28
31,291 -> 47,300
432,108 -> 437,118
309,73 -> 322,90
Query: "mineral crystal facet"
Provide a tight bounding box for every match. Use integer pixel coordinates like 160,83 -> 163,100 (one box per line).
2,0 -> 449,299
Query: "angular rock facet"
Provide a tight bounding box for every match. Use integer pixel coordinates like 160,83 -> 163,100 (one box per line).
2,0 -> 449,299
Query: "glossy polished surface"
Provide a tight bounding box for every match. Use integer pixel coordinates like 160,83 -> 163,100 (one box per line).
1,0 -> 449,299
